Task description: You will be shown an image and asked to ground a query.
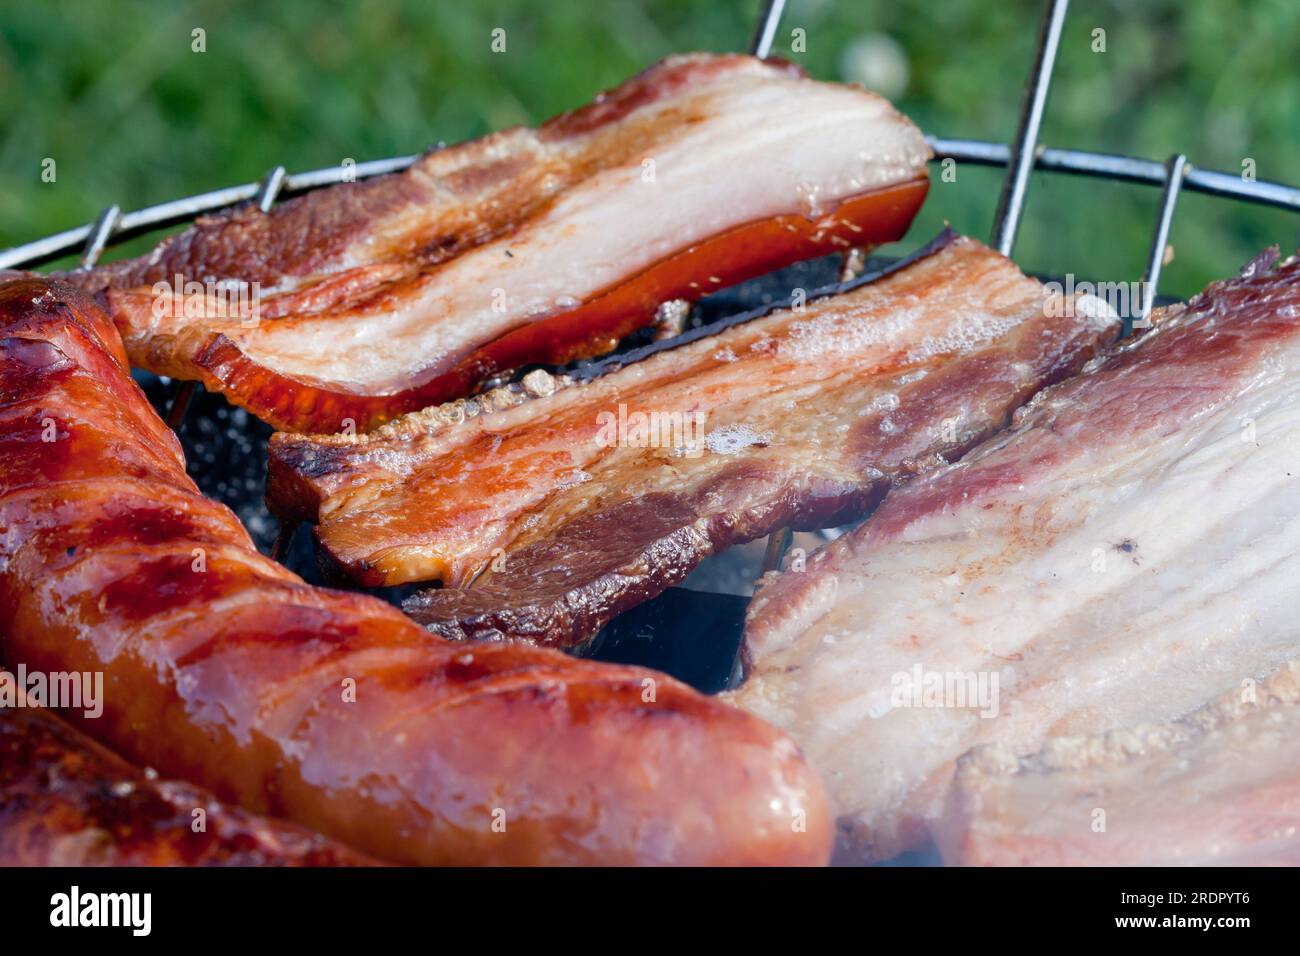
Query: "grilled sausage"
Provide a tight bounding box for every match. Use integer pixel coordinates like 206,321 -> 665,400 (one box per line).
0,701 -> 372,866
0,276 -> 831,865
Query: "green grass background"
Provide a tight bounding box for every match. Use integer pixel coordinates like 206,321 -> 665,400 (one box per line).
1,0 -> 1297,295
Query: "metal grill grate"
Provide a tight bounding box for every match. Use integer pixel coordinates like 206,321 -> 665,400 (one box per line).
2,0 -> 1298,686
8,0 -> 1300,279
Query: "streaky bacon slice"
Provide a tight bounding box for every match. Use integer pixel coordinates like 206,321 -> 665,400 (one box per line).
61,53 -> 930,433
0,275 -> 833,866
0,705 -> 371,866
267,234 -> 1120,648
730,247 -> 1300,863
938,662 -> 1300,866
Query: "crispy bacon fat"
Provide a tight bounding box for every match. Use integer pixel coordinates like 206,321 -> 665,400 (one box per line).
269,234 -> 1120,649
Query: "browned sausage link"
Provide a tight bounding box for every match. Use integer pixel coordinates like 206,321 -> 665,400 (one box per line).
0,277 -> 831,865
0,702 -> 373,866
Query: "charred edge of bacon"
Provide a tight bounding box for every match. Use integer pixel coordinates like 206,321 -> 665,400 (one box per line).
399,478 -> 886,650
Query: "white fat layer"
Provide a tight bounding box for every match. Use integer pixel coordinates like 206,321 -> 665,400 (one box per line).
732,332 -> 1300,862
942,664 -> 1300,865
230,72 -> 928,389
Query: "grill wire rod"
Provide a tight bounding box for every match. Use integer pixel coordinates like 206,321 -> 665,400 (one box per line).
750,0 -> 788,58
989,0 -> 1069,256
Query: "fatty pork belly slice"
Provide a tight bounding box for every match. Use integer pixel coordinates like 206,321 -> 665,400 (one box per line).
0,705 -> 372,866
268,234 -> 1120,649
63,53 -> 930,433
939,662 -> 1300,866
730,247 -> 1300,864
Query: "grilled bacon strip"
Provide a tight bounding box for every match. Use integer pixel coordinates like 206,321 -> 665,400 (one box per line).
0,275 -> 832,866
62,53 -> 929,433
938,663 -> 1300,866
730,248 -> 1300,863
0,704 -> 371,866
269,234 -> 1120,649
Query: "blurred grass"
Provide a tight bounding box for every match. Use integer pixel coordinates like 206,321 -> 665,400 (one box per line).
1,0 -> 1297,295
